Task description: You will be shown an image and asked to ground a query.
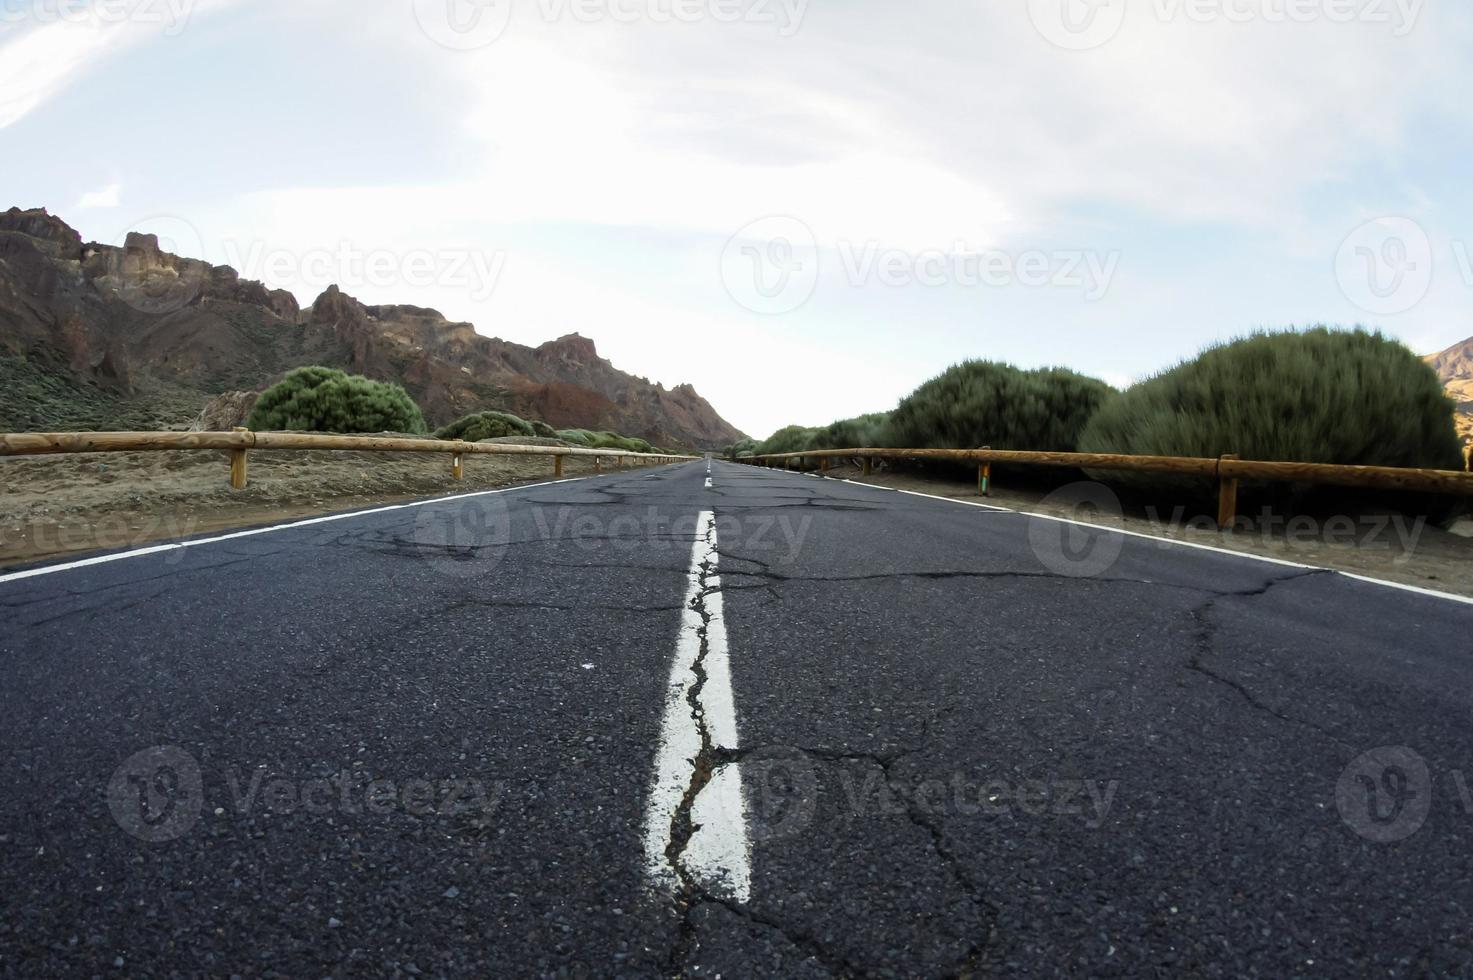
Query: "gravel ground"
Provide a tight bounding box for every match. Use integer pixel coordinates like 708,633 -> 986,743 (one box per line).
0,446 -> 637,568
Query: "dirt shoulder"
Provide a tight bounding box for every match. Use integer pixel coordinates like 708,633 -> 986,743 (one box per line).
0,448 -> 620,569
791,459 -> 1473,599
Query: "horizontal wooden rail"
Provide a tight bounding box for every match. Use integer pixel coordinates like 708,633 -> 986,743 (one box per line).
0,430 -> 697,489
740,445 -> 1473,528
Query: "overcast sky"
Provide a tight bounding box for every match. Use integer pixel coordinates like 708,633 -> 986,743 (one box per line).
3,0 -> 1470,438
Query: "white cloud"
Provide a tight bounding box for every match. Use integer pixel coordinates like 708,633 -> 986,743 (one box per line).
52,0 -> 1471,436
75,181 -> 122,210
0,0 -> 239,130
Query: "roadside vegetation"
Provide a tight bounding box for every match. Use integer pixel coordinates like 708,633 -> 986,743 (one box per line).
1079,328 -> 1464,478
887,363 -> 1112,452
751,327 -> 1464,495
435,410 -> 536,441
556,428 -> 663,453
246,367 -> 427,435
242,367 -> 668,452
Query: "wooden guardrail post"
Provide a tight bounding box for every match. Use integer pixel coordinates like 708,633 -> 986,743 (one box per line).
1217,454 -> 1239,530
452,452 -> 464,480
230,427 -> 249,490
595,456 -> 602,473
555,455 -> 565,478
978,446 -> 992,497
820,457 -> 829,472
862,456 -> 872,476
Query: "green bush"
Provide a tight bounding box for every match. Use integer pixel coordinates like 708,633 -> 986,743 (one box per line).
246,366 -> 426,434
884,361 -> 1114,452
1079,328 -> 1464,485
434,410 -> 535,442
530,419 -> 558,439
554,427 -> 657,452
757,425 -> 822,455
820,412 -> 890,448
724,438 -> 758,459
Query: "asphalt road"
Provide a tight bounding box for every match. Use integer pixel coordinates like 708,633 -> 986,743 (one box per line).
2,459 -> 1472,978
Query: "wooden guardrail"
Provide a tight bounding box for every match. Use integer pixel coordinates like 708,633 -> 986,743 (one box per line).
0,430 -> 696,489
740,446 -> 1473,528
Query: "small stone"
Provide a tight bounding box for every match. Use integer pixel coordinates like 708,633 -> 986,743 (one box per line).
328,917 -> 342,929
442,886 -> 460,899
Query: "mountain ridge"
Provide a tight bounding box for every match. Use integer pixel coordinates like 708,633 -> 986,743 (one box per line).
0,207 -> 746,448
1424,336 -> 1473,448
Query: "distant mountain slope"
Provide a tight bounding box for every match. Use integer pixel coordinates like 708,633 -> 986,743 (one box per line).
0,207 -> 746,448
1425,336 -> 1473,449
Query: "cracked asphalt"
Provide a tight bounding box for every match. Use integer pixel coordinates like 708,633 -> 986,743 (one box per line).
2,459 -> 1472,977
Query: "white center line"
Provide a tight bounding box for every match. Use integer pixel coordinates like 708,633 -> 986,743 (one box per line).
642,510 -> 751,903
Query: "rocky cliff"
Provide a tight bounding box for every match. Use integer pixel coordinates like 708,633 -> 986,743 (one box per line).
1425,336 -> 1473,450
0,207 -> 746,448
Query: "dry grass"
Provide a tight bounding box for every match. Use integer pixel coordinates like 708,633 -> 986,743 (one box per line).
0,448 -> 608,566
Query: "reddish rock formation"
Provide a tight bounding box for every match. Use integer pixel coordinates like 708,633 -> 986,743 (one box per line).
0,207 -> 746,448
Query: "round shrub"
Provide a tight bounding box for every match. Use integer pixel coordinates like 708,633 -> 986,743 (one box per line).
1078,329 -> 1464,482
246,366 -> 426,434
885,361 -> 1114,452
757,425 -> 821,455
530,420 -> 558,439
557,428 -> 593,446
435,410 -> 535,442
725,438 -> 758,459
820,412 -> 890,448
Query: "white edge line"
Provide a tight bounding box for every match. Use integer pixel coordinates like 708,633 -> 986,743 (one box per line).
800,472 -> 1473,608
0,475 -> 594,587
